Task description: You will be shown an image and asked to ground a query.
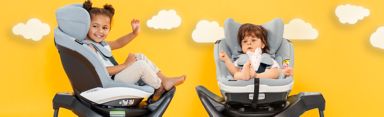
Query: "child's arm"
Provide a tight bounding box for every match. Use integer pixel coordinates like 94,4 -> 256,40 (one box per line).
107,53 -> 137,75
108,19 -> 140,50
219,51 -> 240,75
107,64 -> 129,75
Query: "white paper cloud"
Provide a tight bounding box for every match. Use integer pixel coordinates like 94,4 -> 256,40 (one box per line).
370,26 -> 384,49
283,18 -> 319,40
335,4 -> 370,24
146,9 -> 181,30
192,20 -> 224,43
12,18 -> 50,41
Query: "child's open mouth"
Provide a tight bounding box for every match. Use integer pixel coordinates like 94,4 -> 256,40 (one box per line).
95,34 -> 104,38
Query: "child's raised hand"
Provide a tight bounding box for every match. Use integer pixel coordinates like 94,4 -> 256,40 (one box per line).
219,51 -> 229,62
131,19 -> 140,35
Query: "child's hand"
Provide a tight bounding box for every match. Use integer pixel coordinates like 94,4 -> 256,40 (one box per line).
124,53 -> 137,65
281,59 -> 293,76
282,67 -> 293,76
219,51 -> 229,62
131,19 -> 140,35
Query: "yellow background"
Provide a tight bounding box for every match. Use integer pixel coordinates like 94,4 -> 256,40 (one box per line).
1,0 -> 384,116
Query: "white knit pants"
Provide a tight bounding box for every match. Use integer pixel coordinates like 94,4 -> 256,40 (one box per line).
114,53 -> 161,89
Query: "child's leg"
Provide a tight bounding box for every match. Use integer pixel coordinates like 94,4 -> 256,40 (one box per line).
135,53 -> 160,73
135,53 -> 185,90
234,60 -> 251,80
114,60 -> 162,89
157,72 -> 186,91
131,60 -> 165,101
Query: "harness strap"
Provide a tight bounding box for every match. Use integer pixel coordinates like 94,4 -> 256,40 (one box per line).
83,39 -> 118,79
251,63 -> 270,109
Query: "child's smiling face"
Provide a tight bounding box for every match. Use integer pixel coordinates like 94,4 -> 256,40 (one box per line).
241,33 -> 265,53
88,15 -> 111,42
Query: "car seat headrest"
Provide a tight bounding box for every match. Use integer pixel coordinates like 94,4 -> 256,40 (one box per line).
224,18 -> 284,58
56,4 -> 90,41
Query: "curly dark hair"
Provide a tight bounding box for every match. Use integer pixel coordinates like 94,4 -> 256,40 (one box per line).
83,0 -> 115,21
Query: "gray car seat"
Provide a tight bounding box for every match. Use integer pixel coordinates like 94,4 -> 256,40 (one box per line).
52,4 -> 175,117
196,18 -> 326,117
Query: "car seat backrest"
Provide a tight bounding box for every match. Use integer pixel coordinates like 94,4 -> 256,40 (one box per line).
216,18 -> 294,80
223,18 -> 284,59
54,4 -> 112,94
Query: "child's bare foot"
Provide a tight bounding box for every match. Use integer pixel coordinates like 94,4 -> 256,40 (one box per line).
162,75 -> 186,91
234,61 -> 251,80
